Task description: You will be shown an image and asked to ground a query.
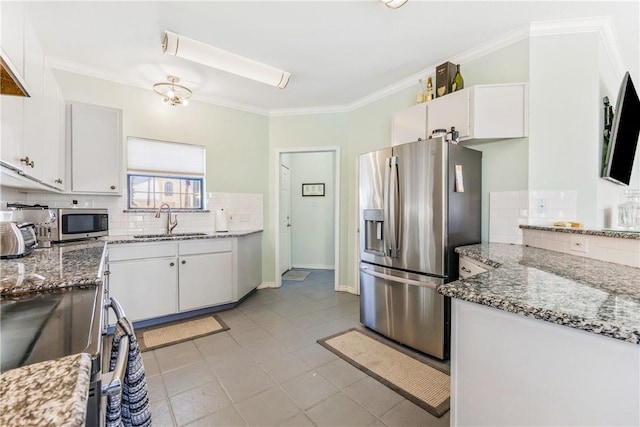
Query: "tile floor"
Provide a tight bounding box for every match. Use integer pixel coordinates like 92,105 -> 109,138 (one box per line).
143,269 -> 451,426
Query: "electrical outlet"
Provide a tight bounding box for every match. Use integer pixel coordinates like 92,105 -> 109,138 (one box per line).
536,199 -> 547,215
570,236 -> 588,253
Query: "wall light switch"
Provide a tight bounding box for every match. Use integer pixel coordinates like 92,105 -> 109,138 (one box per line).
570,236 -> 588,253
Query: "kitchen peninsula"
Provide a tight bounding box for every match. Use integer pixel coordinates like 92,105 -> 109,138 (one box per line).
439,242 -> 640,426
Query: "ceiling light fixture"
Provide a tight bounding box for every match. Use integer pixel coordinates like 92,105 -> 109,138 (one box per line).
162,30 -> 291,89
380,0 -> 409,9
153,75 -> 192,106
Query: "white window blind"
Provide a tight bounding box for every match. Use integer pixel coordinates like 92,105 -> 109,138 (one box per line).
127,137 -> 205,176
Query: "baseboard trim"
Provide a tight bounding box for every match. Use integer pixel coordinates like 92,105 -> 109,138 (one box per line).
258,281 -> 278,289
337,285 -> 358,295
292,264 -> 335,270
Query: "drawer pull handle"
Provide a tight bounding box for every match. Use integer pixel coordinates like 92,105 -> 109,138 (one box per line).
461,266 -> 472,273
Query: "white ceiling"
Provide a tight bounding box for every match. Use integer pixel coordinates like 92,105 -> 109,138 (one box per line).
25,1 -> 639,115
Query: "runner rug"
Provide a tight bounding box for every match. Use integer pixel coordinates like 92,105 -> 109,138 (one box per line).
137,314 -> 229,352
317,328 -> 450,417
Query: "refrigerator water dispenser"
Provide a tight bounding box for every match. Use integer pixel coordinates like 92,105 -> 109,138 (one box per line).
363,209 -> 384,255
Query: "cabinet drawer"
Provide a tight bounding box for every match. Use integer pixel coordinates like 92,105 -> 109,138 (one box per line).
109,242 -> 177,261
179,239 -> 233,255
459,256 -> 491,279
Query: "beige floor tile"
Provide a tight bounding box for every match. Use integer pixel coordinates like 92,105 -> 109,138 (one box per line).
260,352 -> 312,383
343,376 -> 404,417
235,386 -> 300,426
149,399 -> 176,427
281,370 -> 338,410
217,365 -> 276,402
306,392 -> 376,426
380,400 -> 449,427
155,341 -> 204,373
185,405 -> 247,427
162,360 -> 216,396
317,357 -> 368,389
169,381 -> 231,426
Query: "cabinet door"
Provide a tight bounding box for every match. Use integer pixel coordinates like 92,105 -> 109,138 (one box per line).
108,257 -> 178,325
427,89 -> 470,139
392,103 -> 428,146
179,252 -> 233,311
43,67 -> 64,190
1,1 -> 25,78
22,16 -> 45,181
70,103 -> 122,194
470,84 -> 528,139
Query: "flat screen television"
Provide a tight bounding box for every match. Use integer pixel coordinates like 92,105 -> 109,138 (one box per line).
601,71 -> 640,186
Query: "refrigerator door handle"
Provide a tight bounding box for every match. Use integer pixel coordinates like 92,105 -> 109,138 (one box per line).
360,265 -> 438,290
383,156 -> 391,257
388,156 -> 400,258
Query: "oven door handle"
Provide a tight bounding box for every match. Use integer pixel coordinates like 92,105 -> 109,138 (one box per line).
102,297 -> 129,397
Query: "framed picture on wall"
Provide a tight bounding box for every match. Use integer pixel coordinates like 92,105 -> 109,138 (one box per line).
302,183 -> 325,196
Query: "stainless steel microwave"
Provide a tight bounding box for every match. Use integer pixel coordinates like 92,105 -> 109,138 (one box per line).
55,208 -> 109,241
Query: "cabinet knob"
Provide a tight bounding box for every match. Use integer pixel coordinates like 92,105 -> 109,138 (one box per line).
104,270 -> 111,276
55,179 -> 63,184
110,185 -> 116,190
170,262 -> 175,267
20,157 -> 35,168
181,260 -> 186,265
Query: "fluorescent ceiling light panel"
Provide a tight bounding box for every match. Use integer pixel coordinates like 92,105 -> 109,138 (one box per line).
162,31 -> 291,89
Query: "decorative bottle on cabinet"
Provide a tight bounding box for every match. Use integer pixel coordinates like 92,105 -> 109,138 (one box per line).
416,79 -> 425,104
452,64 -> 464,92
425,77 -> 434,102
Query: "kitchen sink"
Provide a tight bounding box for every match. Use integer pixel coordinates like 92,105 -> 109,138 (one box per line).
132,232 -> 208,238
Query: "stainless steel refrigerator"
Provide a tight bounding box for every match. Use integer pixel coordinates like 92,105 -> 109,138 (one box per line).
358,136 -> 481,360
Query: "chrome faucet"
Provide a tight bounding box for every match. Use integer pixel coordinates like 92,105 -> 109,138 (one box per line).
155,203 -> 178,234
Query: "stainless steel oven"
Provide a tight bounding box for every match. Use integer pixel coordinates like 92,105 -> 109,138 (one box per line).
0,283 -> 131,427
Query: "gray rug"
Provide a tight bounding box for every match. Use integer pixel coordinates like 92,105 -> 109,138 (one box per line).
282,270 -> 311,281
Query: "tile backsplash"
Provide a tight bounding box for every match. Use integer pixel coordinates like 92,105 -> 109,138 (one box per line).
0,187 -> 263,236
489,190 -> 578,244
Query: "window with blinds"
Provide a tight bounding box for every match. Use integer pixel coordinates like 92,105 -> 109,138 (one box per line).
127,137 -> 205,210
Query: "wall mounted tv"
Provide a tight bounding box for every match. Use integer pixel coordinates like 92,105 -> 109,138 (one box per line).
601,71 -> 640,186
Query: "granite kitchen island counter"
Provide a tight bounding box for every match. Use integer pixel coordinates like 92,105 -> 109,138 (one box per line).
439,243 -> 640,344
441,243 -> 640,426
104,228 -> 262,244
0,353 -> 92,427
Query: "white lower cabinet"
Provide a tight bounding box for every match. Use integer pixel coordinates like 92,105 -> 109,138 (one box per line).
107,237 -> 256,325
108,257 -> 178,325
178,240 -> 233,311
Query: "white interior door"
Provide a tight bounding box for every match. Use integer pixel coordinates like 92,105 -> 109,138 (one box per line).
279,164 -> 292,275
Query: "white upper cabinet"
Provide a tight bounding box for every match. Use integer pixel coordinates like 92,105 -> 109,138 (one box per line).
1,1 -> 25,79
392,103 -> 428,146
392,83 -> 529,146
68,102 -> 122,194
1,6 -> 65,191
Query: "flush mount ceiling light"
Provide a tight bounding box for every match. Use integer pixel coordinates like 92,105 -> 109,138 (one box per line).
153,75 -> 192,106
162,30 -> 291,89
380,0 -> 409,8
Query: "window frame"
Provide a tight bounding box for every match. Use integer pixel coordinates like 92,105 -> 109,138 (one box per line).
127,173 -> 204,211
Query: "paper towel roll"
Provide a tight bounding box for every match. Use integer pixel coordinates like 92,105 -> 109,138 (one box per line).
215,209 -> 228,232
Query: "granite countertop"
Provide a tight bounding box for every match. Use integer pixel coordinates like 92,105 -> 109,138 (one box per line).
520,224 -> 640,239
439,243 -> 640,344
0,241 -> 106,297
0,353 -> 92,427
104,228 -> 262,244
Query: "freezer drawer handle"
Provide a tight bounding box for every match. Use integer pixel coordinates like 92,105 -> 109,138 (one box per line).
360,266 -> 438,290
102,297 -> 129,397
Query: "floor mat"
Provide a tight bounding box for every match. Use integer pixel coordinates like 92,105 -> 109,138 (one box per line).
317,328 -> 450,417
137,314 -> 229,352
282,270 -> 311,281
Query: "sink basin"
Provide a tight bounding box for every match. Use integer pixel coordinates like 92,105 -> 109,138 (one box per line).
133,232 -> 208,238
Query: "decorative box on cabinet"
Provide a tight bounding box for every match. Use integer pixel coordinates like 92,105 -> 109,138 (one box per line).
68,102 -> 122,194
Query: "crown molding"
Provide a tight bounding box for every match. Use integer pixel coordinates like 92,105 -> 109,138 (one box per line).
48,16 -> 627,118
529,16 -> 625,79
